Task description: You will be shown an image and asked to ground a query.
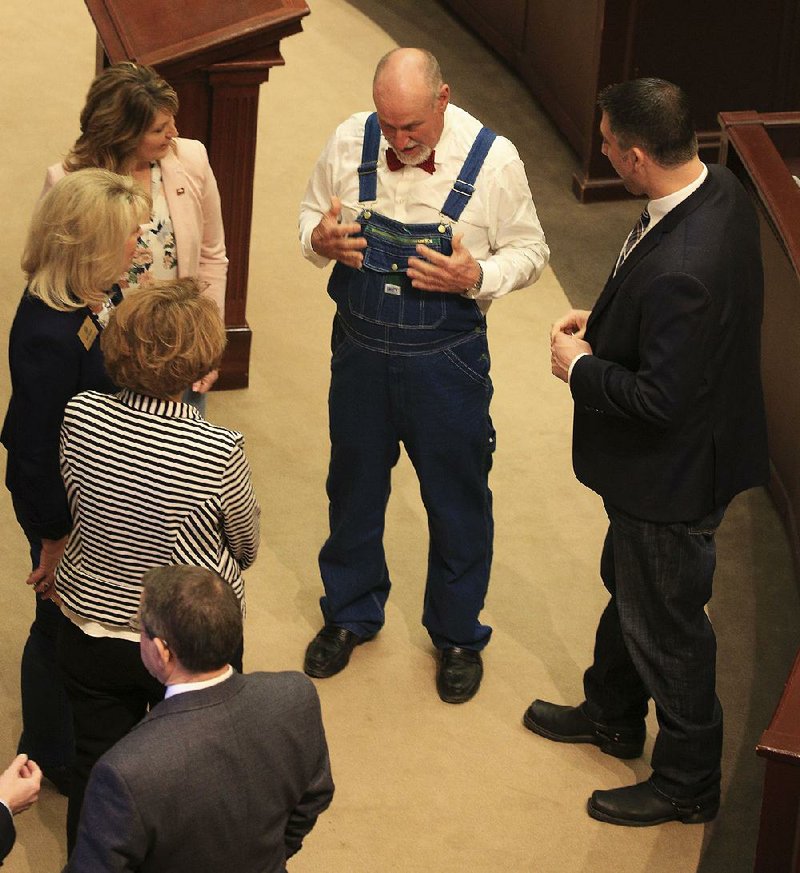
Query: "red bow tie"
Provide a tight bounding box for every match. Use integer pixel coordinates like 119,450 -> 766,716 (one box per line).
386,148 -> 436,174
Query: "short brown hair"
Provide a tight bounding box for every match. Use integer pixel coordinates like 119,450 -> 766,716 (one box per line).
102,278 -> 226,399
140,566 -> 242,672
65,62 -> 179,174
22,168 -> 150,311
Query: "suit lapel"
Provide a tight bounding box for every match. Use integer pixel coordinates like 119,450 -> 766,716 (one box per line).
587,172 -> 716,332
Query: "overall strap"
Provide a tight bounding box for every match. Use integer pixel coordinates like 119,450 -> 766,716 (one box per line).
441,127 -> 497,221
357,112 -> 381,203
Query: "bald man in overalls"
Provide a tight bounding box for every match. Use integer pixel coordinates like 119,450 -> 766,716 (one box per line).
299,48 -> 549,703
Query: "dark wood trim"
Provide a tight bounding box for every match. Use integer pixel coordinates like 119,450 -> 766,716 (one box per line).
215,326 -> 253,390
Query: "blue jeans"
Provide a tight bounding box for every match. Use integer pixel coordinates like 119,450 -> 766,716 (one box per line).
318,316 -> 495,650
583,503 -> 726,798
16,530 -> 75,773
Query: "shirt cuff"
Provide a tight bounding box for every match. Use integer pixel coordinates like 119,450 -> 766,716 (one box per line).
568,352 -> 589,383
299,222 -> 330,269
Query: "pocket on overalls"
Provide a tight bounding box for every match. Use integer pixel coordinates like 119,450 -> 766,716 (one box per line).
348,213 -> 451,329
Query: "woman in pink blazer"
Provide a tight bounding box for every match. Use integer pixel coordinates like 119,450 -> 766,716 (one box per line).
41,62 -> 227,316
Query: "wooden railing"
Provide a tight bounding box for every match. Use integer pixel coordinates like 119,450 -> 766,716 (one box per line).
719,110 -> 800,873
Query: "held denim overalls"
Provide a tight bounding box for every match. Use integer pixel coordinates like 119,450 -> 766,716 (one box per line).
319,113 -> 498,650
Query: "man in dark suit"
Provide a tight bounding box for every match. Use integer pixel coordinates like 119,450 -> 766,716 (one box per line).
67,566 -> 334,872
523,79 -> 768,826
0,753 -> 41,866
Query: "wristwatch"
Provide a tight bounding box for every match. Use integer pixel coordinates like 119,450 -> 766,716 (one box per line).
465,263 -> 484,297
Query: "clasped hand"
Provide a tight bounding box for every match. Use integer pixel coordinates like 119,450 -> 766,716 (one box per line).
550,309 -> 593,382
25,535 -> 67,602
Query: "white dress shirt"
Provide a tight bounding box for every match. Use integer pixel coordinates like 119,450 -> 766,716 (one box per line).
166,666 -> 234,699
299,104 -> 549,307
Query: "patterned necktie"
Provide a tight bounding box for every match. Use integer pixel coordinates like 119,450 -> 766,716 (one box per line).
386,148 -> 436,174
614,208 -> 650,275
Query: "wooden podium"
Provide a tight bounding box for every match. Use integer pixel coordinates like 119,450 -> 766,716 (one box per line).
83,0 -> 310,388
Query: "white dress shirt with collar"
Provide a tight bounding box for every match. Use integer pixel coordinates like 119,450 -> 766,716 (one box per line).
165,665 -> 234,699
299,103 -> 549,307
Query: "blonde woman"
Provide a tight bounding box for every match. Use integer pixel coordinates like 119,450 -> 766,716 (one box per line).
1,168 -> 149,796
55,277 -> 259,850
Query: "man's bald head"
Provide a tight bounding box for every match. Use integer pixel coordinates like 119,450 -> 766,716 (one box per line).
373,48 -> 443,102
372,48 -> 449,166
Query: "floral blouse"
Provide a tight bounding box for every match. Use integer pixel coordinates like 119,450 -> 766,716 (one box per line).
123,162 -> 178,289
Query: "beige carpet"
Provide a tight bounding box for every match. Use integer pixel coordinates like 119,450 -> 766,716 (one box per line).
0,1 -> 796,871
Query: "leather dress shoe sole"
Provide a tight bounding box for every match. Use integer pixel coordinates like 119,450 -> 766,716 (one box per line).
523,699 -> 645,759
436,647 -> 483,704
303,625 -> 375,679
588,780 -> 719,827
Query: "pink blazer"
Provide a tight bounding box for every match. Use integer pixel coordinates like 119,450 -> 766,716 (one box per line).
42,138 -> 228,314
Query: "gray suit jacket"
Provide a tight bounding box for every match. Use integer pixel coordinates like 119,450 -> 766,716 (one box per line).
67,671 -> 334,873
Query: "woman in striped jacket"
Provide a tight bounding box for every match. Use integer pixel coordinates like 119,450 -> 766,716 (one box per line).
54,278 -> 260,852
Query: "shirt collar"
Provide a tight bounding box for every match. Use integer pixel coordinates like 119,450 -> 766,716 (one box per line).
165,665 -> 234,699
646,164 -> 708,229
117,388 -> 202,420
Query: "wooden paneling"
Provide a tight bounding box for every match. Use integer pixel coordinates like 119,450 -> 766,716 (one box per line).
440,0 -> 800,201
443,0 -> 527,57
718,107 -> 800,873
719,110 -> 800,577
522,0 -> 602,156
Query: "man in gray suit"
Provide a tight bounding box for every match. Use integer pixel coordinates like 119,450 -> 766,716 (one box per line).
67,566 -> 334,872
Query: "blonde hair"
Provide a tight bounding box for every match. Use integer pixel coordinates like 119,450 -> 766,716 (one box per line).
102,278 -> 226,399
64,62 -> 179,174
22,169 -> 150,311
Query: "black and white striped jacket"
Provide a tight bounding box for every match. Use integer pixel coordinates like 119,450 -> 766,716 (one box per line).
56,389 -> 260,627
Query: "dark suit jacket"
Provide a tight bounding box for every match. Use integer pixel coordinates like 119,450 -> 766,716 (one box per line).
0,805 -> 14,866
1,293 -> 115,539
67,671 -> 334,873
571,164 -> 769,523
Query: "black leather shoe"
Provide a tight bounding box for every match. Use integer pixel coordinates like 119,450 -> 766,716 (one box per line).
436,647 -> 483,704
303,626 -> 374,678
523,699 -> 645,759
588,780 -> 719,826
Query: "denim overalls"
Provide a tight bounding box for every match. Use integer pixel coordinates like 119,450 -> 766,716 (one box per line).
319,113 -> 498,650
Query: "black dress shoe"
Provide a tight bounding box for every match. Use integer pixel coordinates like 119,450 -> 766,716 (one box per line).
588,780 -> 719,826
522,699 -> 645,759
436,647 -> 483,704
303,625 -> 374,678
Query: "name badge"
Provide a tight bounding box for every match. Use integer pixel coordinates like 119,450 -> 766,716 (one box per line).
78,316 -> 99,351
384,283 -> 401,296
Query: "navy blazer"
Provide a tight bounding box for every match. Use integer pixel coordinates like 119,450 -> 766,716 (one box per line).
570,165 -> 769,523
68,671 -> 334,873
1,293 -> 115,540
